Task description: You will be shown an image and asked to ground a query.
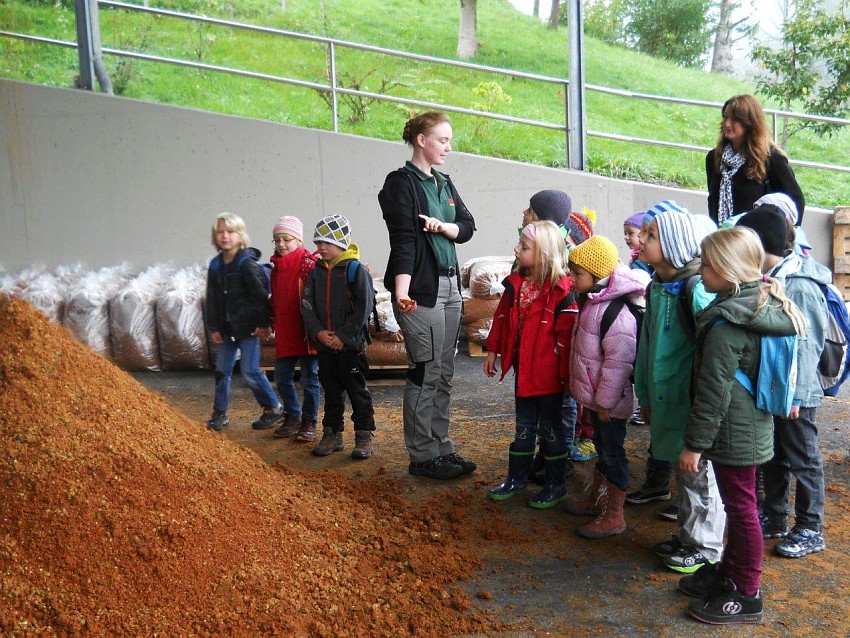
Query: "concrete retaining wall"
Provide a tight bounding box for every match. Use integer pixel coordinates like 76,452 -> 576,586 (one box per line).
0,78 -> 834,274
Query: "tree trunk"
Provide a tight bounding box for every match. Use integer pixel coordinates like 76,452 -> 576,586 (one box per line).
710,0 -> 736,75
548,0 -> 560,29
458,0 -> 478,59
533,0 -> 540,17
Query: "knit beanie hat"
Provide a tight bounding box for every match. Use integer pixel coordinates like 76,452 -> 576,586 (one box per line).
655,210 -> 701,269
642,199 -> 689,227
273,215 -> 303,241
736,204 -> 790,257
313,214 -> 351,250
692,214 -> 718,245
624,212 -> 645,229
568,235 -> 619,280
753,192 -> 799,226
529,189 -> 572,226
565,211 -> 594,245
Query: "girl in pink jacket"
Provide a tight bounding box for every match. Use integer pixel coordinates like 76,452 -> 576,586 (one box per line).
564,236 -> 650,538
484,221 -> 578,509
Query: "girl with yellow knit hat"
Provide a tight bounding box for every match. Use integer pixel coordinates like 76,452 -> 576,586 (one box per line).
564,235 -> 650,538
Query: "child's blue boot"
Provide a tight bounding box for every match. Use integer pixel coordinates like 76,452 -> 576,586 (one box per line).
529,453 -> 571,509
489,445 -> 533,501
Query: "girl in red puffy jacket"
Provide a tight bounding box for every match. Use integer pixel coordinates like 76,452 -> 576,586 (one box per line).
484,220 -> 577,509
268,216 -> 320,443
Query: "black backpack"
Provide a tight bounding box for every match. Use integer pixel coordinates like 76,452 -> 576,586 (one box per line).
598,296 -> 645,381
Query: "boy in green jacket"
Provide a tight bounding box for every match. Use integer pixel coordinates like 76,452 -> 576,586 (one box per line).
634,202 -> 726,575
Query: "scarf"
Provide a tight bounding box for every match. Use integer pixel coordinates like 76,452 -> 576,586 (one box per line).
718,144 -> 746,223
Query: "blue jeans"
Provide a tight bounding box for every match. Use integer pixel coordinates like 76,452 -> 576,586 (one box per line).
590,410 -> 628,491
762,407 -> 825,531
274,355 -> 320,422
514,392 -> 568,457
213,335 -> 280,412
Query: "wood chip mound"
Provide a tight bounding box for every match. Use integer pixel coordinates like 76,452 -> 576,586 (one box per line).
0,296 -> 496,637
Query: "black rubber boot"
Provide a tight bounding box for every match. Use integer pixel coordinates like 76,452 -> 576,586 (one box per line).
529,453 -> 570,509
489,444 -> 534,501
530,439 -> 546,485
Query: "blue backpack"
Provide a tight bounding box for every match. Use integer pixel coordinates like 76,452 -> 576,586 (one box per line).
715,319 -> 798,417
818,283 -> 850,396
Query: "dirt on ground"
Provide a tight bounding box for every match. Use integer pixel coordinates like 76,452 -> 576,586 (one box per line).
3,295 -> 850,637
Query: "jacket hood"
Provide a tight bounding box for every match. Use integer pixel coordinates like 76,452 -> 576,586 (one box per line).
244,246 -> 262,262
771,251 -> 832,287
697,281 -> 797,337
652,257 -> 701,286
586,263 -> 651,305
320,243 -> 361,268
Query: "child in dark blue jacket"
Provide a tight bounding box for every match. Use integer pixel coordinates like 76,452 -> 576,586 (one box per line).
205,212 -> 284,432
301,214 -> 376,460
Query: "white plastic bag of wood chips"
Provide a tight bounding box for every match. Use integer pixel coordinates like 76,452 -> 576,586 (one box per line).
365,338 -> 408,366
464,318 -> 493,345
0,266 -> 65,324
461,256 -> 514,288
63,264 -> 134,359
157,264 -> 211,371
468,259 -> 513,300
460,296 -> 500,326
110,265 -> 172,371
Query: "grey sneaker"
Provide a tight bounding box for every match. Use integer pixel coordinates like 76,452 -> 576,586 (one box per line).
273,414 -> 302,438
295,418 -> 317,442
758,513 -> 788,539
774,526 -> 826,558
312,428 -> 344,456
252,407 -> 285,430
351,430 -> 375,460
207,410 -> 229,431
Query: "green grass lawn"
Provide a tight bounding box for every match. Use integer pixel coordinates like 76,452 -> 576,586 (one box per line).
1,0 -> 847,208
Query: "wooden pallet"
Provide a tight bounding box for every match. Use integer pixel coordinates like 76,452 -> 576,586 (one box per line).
466,340 -> 487,357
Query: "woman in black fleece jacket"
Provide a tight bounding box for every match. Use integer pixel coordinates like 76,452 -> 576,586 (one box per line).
706,94 -> 805,225
378,111 -> 477,481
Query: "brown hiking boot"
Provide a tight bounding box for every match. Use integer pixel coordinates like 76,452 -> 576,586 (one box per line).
564,469 -> 608,516
351,430 -> 375,460
312,428 -> 344,456
578,482 -> 627,539
272,414 -> 301,439
294,418 -> 317,442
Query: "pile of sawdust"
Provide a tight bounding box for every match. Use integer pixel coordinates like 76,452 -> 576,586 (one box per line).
0,296 -> 496,637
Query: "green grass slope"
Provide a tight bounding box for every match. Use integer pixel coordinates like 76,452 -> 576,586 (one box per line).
1,0 -> 846,208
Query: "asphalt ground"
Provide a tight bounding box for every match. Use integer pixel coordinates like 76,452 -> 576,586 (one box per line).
134,344 -> 850,637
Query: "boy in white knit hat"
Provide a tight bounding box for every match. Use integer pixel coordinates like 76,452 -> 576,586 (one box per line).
634,206 -> 726,576
301,214 -> 377,460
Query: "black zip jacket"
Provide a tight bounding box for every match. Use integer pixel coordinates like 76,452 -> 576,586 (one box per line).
378,166 -> 476,308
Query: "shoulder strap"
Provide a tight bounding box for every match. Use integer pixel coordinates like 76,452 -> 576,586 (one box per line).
600,298 -> 626,342
346,259 -> 361,285
554,289 -> 577,315
679,274 -> 700,341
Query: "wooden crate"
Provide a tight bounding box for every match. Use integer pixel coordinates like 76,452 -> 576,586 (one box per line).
832,206 -> 850,302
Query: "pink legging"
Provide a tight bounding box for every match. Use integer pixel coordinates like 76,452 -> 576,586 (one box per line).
712,462 -> 763,596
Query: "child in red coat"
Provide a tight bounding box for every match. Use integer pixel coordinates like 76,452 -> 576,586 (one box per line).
484,220 -> 578,508
268,216 -> 320,442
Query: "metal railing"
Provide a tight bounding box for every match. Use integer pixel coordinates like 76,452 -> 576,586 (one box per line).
2,0 -> 848,176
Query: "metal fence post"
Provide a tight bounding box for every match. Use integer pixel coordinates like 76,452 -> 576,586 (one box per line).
73,0 -> 95,90
329,42 -> 338,133
567,0 -> 586,171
